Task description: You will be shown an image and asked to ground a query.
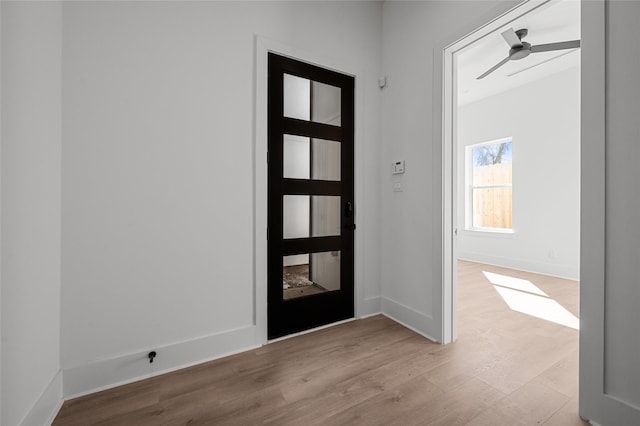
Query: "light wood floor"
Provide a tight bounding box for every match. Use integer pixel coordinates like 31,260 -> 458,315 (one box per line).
54,260 -> 585,425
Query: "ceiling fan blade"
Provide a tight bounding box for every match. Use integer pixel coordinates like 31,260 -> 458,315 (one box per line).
507,50 -> 576,77
476,57 -> 511,80
531,40 -> 581,53
501,28 -> 523,48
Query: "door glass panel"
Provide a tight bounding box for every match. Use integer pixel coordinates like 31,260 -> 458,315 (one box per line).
283,251 -> 341,300
283,195 -> 309,239
310,195 -> 341,237
283,134 -> 310,179
283,195 -> 341,239
311,81 -> 341,126
283,74 -> 310,121
283,74 -> 341,126
312,138 -> 341,181
284,135 -> 341,181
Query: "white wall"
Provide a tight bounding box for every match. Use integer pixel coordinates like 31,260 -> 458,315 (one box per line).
1,2 -> 63,425
457,66 -> 580,280
61,1 -> 382,397
380,0 -> 519,339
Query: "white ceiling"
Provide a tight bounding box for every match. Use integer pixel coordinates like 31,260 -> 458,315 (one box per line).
457,0 -> 581,106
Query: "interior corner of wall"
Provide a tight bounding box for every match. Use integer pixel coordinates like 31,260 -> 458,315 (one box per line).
20,370 -> 64,426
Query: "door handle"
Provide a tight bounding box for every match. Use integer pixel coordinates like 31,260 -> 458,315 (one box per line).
345,201 -> 353,218
344,202 -> 355,231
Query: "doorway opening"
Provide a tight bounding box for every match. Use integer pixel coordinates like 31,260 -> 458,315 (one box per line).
443,0 -> 581,343
443,0 -> 582,417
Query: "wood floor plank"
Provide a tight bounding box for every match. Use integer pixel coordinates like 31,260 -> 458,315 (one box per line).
260,336 -> 434,425
536,349 -> 579,398
54,260 -> 584,425
52,380 -> 160,425
321,375 -> 444,426
544,397 -> 589,426
491,378 -> 570,424
465,406 -> 528,426
384,377 -> 505,426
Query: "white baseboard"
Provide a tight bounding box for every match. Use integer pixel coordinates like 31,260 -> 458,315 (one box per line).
457,251 -> 580,281
358,296 -> 382,318
381,297 -> 439,343
21,370 -> 63,426
63,325 -> 259,399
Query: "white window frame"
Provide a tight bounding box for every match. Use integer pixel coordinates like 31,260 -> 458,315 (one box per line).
465,137 -> 513,233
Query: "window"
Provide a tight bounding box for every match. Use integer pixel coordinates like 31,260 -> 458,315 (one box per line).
466,138 -> 513,232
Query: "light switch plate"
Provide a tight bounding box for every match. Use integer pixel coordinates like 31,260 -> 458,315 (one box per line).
392,160 -> 405,174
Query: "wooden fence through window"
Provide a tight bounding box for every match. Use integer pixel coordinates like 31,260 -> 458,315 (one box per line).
472,163 -> 512,229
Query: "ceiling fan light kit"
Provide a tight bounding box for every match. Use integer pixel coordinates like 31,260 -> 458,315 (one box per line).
477,27 -> 581,80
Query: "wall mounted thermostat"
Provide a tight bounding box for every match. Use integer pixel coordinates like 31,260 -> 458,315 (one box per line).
392,160 -> 405,175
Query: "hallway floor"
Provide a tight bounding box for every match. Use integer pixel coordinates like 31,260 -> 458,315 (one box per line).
53,260 -> 585,425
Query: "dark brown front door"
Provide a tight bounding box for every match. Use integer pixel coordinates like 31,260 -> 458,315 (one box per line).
267,53 -> 355,339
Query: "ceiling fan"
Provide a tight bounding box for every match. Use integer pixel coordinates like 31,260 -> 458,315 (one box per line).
477,28 -> 581,80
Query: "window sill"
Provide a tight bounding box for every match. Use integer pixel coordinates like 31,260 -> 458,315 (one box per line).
462,228 -> 515,238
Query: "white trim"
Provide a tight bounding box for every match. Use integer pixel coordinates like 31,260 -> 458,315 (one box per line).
458,252 -> 579,281
359,296 -> 382,318
63,325 -> 258,399
464,228 -> 515,235
19,370 -> 63,426
440,25 -> 455,344
381,298 -> 439,343
253,35 -> 368,344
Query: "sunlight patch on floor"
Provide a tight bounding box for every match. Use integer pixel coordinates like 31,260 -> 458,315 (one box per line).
482,270 -> 548,296
484,271 -> 579,330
